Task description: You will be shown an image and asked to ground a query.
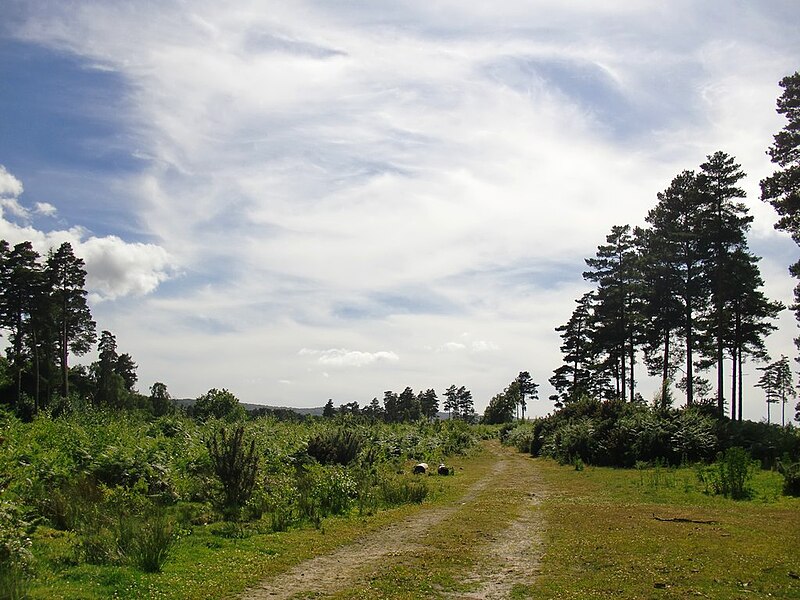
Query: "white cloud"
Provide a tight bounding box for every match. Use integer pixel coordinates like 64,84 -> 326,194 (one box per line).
80,236 -> 175,301
0,165 -> 175,302
0,165 -> 23,199
299,348 -> 400,368
471,341 -> 500,353
438,342 -> 467,352
34,202 -> 57,217
0,197 -> 30,220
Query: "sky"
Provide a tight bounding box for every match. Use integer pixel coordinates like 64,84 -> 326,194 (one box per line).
0,1 -> 798,421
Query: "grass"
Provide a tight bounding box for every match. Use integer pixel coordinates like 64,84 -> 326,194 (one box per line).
25,457 -> 472,599
534,459 -> 800,599
329,441 -> 542,599
25,443 -> 800,599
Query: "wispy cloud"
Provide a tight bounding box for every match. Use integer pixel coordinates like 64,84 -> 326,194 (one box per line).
299,348 -> 400,368
2,1 -> 798,417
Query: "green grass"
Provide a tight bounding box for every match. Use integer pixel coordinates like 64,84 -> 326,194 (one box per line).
24,444 -> 800,599
26,461 -> 470,599
534,459 -> 800,599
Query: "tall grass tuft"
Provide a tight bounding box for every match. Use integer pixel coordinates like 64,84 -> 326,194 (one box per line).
127,509 -> 177,573
380,475 -> 428,506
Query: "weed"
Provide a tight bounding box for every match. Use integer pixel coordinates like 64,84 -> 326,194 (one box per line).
696,447 -> 755,499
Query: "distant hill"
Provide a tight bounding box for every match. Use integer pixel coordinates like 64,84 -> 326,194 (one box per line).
172,398 -> 325,416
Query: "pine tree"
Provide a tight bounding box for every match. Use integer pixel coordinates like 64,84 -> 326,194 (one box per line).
697,151 -> 751,418
550,292 -> 608,402
724,249 -> 783,420
418,388 -> 439,420
0,242 -> 45,410
456,386 -> 475,423
47,242 -> 96,400
514,371 -> 538,421
583,224 -> 641,401
397,387 -> 421,422
443,385 -> 459,420
322,398 -> 335,418
644,171 -> 709,406
383,390 -> 399,423
761,71 -> 800,350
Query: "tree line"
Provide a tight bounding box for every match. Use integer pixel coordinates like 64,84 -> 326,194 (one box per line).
321,384 -> 477,423
0,240 -> 149,415
550,71 -> 800,424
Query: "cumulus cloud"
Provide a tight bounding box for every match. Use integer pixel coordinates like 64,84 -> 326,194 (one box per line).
299,348 -> 400,368
0,197 -> 30,220
0,164 -> 175,301
0,166 -> 23,199
80,236 -> 175,301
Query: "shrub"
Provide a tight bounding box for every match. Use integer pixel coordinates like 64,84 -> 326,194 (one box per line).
206,425 -> 259,520
696,447 -> 755,500
0,500 -> 33,600
777,460 -> 800,497
306,428 -> 363,466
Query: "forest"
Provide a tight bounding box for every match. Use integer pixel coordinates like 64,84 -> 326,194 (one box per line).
0,71 -> 799,599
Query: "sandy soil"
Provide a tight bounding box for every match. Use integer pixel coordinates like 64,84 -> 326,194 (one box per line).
240,444 -> 545,600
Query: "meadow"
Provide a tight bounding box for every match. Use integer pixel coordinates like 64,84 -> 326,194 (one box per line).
1,408 -> 799,599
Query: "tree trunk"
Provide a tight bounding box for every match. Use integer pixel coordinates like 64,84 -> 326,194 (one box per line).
730,346 -> 737,421
661,330 -> 670,411
737,350 -> 743,422
686,296 -> 694,406
629,342 -> 635,403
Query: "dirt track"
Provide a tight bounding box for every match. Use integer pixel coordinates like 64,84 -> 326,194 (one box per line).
241,443 -> 546,599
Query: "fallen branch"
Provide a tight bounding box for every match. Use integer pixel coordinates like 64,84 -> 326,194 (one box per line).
652,514 -> 717,524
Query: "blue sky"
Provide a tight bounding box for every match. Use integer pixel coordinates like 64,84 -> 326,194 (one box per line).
0,1 -> 798,420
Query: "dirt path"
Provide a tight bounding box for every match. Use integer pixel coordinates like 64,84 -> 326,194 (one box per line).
444,448 -> 546,599
241,443 -> 546,600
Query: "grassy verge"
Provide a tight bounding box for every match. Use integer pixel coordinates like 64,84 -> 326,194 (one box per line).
534,459 -> 800,599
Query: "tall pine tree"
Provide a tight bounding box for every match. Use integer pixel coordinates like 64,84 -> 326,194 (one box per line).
47,242 -> 96,400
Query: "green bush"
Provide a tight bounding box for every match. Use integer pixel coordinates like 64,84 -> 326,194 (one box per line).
777,460 -> 800,497
206,425 -> 259,520
696,447 -> 755,500
0,499 -> 33,600
306,428 -> 362,466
